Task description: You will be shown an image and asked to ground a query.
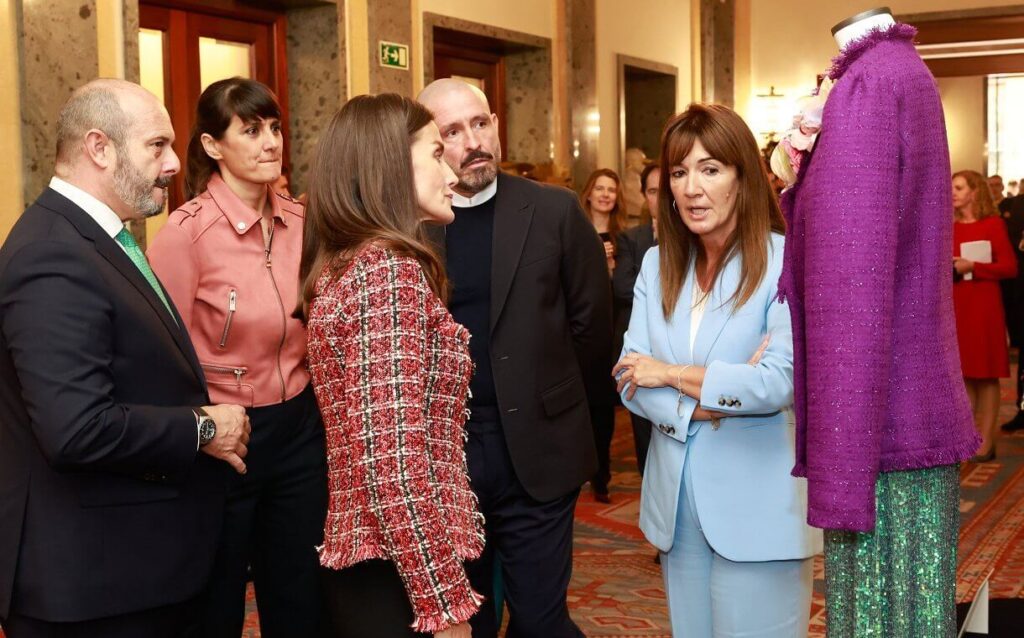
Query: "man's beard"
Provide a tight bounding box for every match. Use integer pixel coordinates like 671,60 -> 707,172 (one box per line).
456,145 -> 501,194
113,154 -> 170,218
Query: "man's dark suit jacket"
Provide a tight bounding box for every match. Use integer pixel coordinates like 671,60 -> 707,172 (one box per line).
612,223 -> 655,310
429,173 -> 612,502
0,189 -> 225,623
1001,195 -> 1024,346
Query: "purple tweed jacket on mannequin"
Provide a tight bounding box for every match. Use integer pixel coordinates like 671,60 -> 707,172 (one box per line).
779,24 -> 979,532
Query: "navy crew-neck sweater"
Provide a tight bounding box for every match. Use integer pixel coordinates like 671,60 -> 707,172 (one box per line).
446,196 -> 497,408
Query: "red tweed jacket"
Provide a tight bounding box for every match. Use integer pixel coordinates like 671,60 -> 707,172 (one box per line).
307,244 -> 484,633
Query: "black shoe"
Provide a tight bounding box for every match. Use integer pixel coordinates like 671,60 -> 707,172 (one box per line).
1001,412 -> 1024,432
593,488 -> 611,504
969,449 -> 997,463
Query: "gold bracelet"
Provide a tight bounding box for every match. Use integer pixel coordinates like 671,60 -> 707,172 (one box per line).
675,364 -> 692,392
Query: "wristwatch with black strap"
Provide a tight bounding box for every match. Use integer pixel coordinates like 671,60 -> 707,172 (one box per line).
195,407 -> 216,447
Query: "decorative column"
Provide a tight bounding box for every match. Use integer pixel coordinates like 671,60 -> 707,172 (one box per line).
566,0 -> 597,191
700,0 -> 735,107
285,1 -> 346,195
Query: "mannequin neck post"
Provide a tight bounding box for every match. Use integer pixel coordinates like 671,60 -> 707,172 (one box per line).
833,9 -> 896,51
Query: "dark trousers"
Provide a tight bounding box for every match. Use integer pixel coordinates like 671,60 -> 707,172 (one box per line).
201,385 -> 328,638
590,402 -> 615,493
321,560 -> 427,638
1001,279 -> 1024,348
464,416 -> 584,638
4,598 -> 200,638
1016,358 -> 1024,414
630,411 -> 652,475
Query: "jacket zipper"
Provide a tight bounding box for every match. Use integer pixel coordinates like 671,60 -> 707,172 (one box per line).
201,363 -> 247,385
219,289 -> 237,348
264,224 -> 288,402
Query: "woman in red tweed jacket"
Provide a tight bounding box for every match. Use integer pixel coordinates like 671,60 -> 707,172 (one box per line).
298,94 -> 483,638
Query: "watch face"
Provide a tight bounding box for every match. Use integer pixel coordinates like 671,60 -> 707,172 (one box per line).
199,417 -> 216,445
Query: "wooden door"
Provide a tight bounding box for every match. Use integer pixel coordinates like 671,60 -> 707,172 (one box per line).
434,42 -> 508,154
139,2 -> 288,213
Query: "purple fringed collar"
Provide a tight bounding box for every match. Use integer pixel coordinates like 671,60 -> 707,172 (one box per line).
828,22 -> 917,80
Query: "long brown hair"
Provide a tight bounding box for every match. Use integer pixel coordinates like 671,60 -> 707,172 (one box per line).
953,170 -> 998,221
185,77 -> 282,199
580,168 -> 624,247
296,94 -> 447,321
657,103 -> 785,318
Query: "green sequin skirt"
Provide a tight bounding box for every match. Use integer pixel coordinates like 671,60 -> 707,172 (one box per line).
824,464 -> 960,638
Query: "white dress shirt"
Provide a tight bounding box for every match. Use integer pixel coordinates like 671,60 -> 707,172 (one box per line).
451,177 -> 498,208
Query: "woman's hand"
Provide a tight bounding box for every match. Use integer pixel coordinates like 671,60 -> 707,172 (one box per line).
612,353 -> 675,400
692,407 -> 727,421
604,241 -> 616,273
436,622 -> 472,638
953,257 -> 974,275
748,335 -> 770,365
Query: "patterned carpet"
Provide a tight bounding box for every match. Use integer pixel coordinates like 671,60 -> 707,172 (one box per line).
4,379 -> 1018,638
240,378 -> 1023,637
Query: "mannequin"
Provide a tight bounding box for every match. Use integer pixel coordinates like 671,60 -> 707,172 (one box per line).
776,8 -> 977,637
831,7 -> 895,50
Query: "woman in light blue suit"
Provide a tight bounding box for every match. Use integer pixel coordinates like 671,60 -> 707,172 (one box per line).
613,104 -> 821,638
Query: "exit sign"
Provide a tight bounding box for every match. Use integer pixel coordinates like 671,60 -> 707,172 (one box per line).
379,41 -> 409,70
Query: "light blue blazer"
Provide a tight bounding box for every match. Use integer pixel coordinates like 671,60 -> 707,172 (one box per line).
621,233 -> 822,561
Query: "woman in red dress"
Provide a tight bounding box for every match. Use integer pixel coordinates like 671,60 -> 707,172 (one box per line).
952,169 -> 1017,462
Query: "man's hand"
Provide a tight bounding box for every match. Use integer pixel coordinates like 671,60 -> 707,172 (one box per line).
199,404 -> 250,474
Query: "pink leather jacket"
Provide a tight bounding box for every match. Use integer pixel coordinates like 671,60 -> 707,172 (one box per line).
148,173 -> 309,408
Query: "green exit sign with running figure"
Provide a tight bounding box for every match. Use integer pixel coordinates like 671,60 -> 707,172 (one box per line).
379,41 -> 409,70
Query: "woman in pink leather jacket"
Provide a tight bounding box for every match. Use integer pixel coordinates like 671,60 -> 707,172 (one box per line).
148,78 -> 327,637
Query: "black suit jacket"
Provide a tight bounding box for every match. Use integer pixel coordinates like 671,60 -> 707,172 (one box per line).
0,189 -> 225,622
612,223 -> 655,308
429,173 -> 612,502
611,223 -> 656,365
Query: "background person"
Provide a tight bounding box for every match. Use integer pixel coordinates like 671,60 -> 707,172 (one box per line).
613,162 -> 659,475
148,77 -> 328,637
299,94 -> 481,638
580,168 -> 626,502
952,169 -> 1017,462
614,103 -> 821,638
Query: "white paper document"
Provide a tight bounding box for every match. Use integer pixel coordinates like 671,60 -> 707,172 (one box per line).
960,240 -> 992,281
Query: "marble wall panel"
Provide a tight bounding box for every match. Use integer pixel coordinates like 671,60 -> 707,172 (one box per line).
286,4 -> 345,196
568,0 -> 597,190
19,0 -> 100,204
123,0 -> 139,83
422,12 -> 549,85
368,0 -> 412,95
701,0 -> 734,107
504,46 -> 552,164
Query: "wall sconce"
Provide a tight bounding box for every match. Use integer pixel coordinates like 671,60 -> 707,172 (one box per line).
755,86 -> 786,143
586,109 -> 601,136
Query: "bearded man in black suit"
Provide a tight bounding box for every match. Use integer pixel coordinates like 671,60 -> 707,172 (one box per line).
419,79 -> 611,638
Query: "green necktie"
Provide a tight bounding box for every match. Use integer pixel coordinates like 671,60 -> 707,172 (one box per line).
114,228 -> 176,321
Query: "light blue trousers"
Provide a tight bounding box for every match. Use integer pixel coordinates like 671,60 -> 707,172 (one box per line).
661,451 -> 813,638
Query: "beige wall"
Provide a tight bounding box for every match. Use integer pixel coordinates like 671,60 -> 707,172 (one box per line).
743,1 -> 1024,131
1,0 -> 23,236
418,0 -> 553,38
938,75 -> 986,175
594,0 -> 694,172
